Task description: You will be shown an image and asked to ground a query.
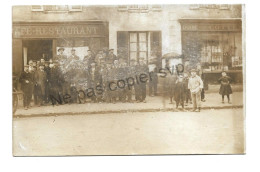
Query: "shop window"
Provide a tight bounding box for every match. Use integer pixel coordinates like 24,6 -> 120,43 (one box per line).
182,31 -> 242,72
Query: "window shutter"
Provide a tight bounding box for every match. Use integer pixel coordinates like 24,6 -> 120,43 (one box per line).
150,31 -> 162,67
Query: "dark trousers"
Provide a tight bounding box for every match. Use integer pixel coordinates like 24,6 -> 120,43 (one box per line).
135,84 -> 146,101
45,83 -> 50,103
185,89 -> 191,103
125,87 -> 132,102
22,85 -> 33,107
201,88 -> 205,100
149,82 -> 157,96
176,96 -> 184,108
34,85 -> 44,105
119,89 -> 126,102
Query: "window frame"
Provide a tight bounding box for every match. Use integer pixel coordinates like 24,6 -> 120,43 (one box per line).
128,31 -> 148,64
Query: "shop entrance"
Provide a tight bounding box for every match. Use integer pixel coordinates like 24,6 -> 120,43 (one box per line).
22,40 -> 53,65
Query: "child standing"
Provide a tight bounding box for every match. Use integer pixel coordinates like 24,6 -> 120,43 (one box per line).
174,75 -> 186,110
188,69 -> 204,112
218,71 -> 232,103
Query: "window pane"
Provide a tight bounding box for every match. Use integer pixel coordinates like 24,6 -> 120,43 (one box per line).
139,33 -> 146,42
139,42 -> 147,51
139,52 -> 147,59
130,43 -> 137,51
130,52 -> 137,60
130,33 -> 137,42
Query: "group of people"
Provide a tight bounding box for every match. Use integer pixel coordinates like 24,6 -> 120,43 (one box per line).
19,48 -> 158,110
18,47 -> 233,112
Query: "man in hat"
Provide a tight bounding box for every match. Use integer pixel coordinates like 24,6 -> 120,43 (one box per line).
95,50 -> 104,66
88,62 -> 101,102
83,50 -> 95,68
54,47 -> 67,62
49,60 -> 64,105
68,49 -> 80,61
44,61 -> 51,104
138,58 -> 149,103
19,65 -> 34,110
188,69 -> 203,112
107,49 -> 117,64
34,64 -> 47,106
148,64 -> 158,97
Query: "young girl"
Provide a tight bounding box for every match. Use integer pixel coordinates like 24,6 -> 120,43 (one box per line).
218,71 -> 232,103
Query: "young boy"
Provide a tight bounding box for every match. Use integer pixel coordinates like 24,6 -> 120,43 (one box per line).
188,69 -> 204,112
218,71 -> 232,103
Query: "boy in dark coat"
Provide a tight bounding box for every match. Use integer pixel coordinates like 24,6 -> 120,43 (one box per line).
174,75 -> 186,109
218,71 -> 232,103
19,65 -> 33,110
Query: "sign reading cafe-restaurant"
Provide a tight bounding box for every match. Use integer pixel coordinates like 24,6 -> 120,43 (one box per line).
12,21 -> 108,38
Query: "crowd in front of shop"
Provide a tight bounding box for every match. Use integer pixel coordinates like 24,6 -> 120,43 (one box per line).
16,47 -> 233,112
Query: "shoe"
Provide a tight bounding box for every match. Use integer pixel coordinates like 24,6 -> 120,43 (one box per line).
191,109 -> 196,112
169,102 -> 173,104
201,99 -> 206,102
222,101 -> 224,103
24,107 -> 28,110
195,108 -> 200,112
143,100 -> 146,103
228,101 -> 232,104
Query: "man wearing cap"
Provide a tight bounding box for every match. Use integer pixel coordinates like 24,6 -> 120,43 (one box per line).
83,50 -> 95,67
138,58 -> 149,103
188,69 -> 204,112
49,61 -> 64,105
68,49 -> 80,61
148,65 -> 158,97
88,62 -> 101,102
34,64 -> 47,106
44,61 -> 51,104
19,65 -> 34,110
54,47 -> 67,62
107,49 -> 117,64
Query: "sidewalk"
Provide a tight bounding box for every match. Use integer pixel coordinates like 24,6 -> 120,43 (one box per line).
14,91 -> 244,117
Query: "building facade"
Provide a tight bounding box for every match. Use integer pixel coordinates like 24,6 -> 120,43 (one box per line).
12,5 -> 243,83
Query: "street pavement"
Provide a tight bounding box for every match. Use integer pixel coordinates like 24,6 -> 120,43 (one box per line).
14,92 -> 243,117
13,109 -> 245,156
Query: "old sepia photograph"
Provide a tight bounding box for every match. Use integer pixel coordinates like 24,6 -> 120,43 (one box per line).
12,4 -> 245,156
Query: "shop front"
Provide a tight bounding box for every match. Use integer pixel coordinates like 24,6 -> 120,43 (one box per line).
180,19 -> 243,84
12,21 -> 109,75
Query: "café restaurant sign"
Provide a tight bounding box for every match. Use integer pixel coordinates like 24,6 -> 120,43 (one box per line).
13,22 -> 108,38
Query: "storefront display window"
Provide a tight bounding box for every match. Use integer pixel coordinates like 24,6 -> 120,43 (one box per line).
180,19 -> 242,72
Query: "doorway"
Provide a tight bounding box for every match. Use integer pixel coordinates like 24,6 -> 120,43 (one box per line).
22,40 -> 53,64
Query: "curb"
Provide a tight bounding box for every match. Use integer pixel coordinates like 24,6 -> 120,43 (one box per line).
13,105 -> 243,118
